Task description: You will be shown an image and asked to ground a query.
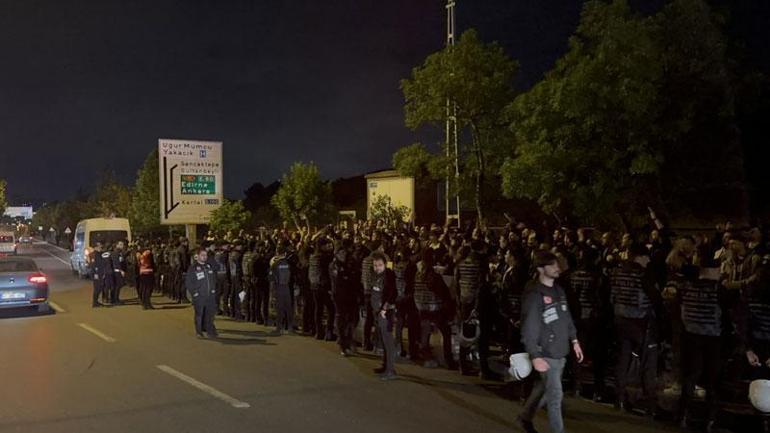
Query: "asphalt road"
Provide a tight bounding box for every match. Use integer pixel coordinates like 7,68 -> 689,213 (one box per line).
0,242 -> 690,433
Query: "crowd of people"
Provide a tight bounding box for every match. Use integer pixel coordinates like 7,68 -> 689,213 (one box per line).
84,210 -> 770,433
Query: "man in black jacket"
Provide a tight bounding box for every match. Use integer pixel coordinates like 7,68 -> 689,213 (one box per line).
518,251 -> 583,433
185,247 -> 218,338
370,251 -> 398,380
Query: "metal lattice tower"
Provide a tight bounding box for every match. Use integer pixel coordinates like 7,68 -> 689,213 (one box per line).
445,0 -> 460,226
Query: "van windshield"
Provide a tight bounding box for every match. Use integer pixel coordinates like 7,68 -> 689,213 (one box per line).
89,230 -> 128,247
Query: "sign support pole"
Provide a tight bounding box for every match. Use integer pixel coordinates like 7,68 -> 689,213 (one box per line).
185,224 -> 197,248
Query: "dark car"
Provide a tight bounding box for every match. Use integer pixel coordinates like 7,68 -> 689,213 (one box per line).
0,257 -> 50,313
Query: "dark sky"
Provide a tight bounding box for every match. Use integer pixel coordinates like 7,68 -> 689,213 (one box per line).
0,0 -> 765,204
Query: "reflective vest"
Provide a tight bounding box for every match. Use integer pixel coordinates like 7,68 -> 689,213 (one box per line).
680,279 -> 722,337
609,263 -> 652,319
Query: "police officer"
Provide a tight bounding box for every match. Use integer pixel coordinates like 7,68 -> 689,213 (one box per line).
112,241 -> 127,304
361,243 -> 377,352
455,241 -> 488,376
89,242 -> 107,307
370,251 -> 398,380
229,240 -> 244,320
566,246 -> 608,400
310,239 -> 336,340
100,243 -> 117,305
677,265 -> 729,432
414,250 -> 454,369
213,241 -> 230,315
332,239 -> 359,356
176,237 -> 191,303
254,243 -> 271,325
185,247 -> 218,338
242,241 -> 257,322
609,243 -> 663,417
739,253 -> 770,378
271,244 -> 294,334
394,248 -> 420,360
518,251 -> 583,433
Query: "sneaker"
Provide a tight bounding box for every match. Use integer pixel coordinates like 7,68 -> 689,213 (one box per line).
516,416 -> 539,433
380,372 -> 398,381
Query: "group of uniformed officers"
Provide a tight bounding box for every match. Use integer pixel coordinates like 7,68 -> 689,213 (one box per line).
84,218 -> 770,432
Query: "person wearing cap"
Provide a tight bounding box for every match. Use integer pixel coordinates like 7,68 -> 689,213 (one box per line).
518,251 -> 583,433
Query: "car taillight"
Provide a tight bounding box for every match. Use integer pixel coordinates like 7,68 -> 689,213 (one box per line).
29,273 -> 47,284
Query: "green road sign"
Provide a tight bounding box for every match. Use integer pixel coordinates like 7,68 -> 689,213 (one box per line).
180,175 -> 216,195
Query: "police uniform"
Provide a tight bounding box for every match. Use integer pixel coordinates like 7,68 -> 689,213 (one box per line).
332,251 -> 359,354
677,269 -> 729,426
271,254 -> 294,332
414,267 -> 453,367
309,250 -> 335,340
185,260 -> 218,337
394,259 -> 420,359
455,252 -> 488,375
567,267 -> 607,398
361,252 -> 377,350
228,248 -> 244,319
609,261 -> 662,413
241,248 -> 257,322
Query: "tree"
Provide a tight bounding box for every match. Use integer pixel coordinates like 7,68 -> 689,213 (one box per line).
0,179 -> 7,217
369,195 -> 411,227
400,29 -> 518,227
272,162 -> 334,231
501,0 -> 747,227
90,171 -> 132,218
129,149 -> 165,236
209,199 -> 251,235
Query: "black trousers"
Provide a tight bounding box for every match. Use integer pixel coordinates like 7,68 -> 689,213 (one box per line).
336,302 -> 358,352
138,273 -> 155,307
680,332 -> 722,420
243,277 -> 257,322
576,317 -> 609,394
378,311 -> 397,374
301,283 -> 315,333
363,296 -> 379,349
419,312 -> 453,365
229,278 -> 242,319
615,317 -> 658,409
255,281 -> 270,323
314,287 -> 336,338
92,279 -> 104,305
395,299 -> 421,358
113,272 -> 125,302
215,274 -> 228,312
193,300 -> 217,335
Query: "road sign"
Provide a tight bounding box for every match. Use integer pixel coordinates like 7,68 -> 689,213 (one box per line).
158,139 -> 223,225
64,227 -> 72,234
48,227 -> 55,232
38,226 -> 43,231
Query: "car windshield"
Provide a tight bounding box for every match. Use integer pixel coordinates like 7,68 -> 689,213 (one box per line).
89,230 -> 128,247
0,260 -> 37,272
0,236 -> 14,243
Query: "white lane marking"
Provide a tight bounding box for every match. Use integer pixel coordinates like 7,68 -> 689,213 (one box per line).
49,302 -> 65,313
40,248 -> 70,266
77,323 -> 117,343
156,365 -> 251,409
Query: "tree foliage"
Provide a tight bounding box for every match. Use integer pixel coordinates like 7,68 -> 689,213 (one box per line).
129,149 -> 165,236
271,162 -> 334,231
400,29 -> 518,226
502,0 -> 748,226
0,179 -> 7,217
369,194 -> 411,227
209,199 -> 251,234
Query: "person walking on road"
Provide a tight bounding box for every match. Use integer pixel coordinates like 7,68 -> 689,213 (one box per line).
518,251 -> 583,433
186,247 -> 218,338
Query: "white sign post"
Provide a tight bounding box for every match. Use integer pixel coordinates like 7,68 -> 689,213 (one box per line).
158,139 -> 223,246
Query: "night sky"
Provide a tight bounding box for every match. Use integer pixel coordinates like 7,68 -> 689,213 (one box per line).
0,0 -> 766,204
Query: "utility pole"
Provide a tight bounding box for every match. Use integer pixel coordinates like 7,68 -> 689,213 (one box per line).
445,0 -> 461,227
